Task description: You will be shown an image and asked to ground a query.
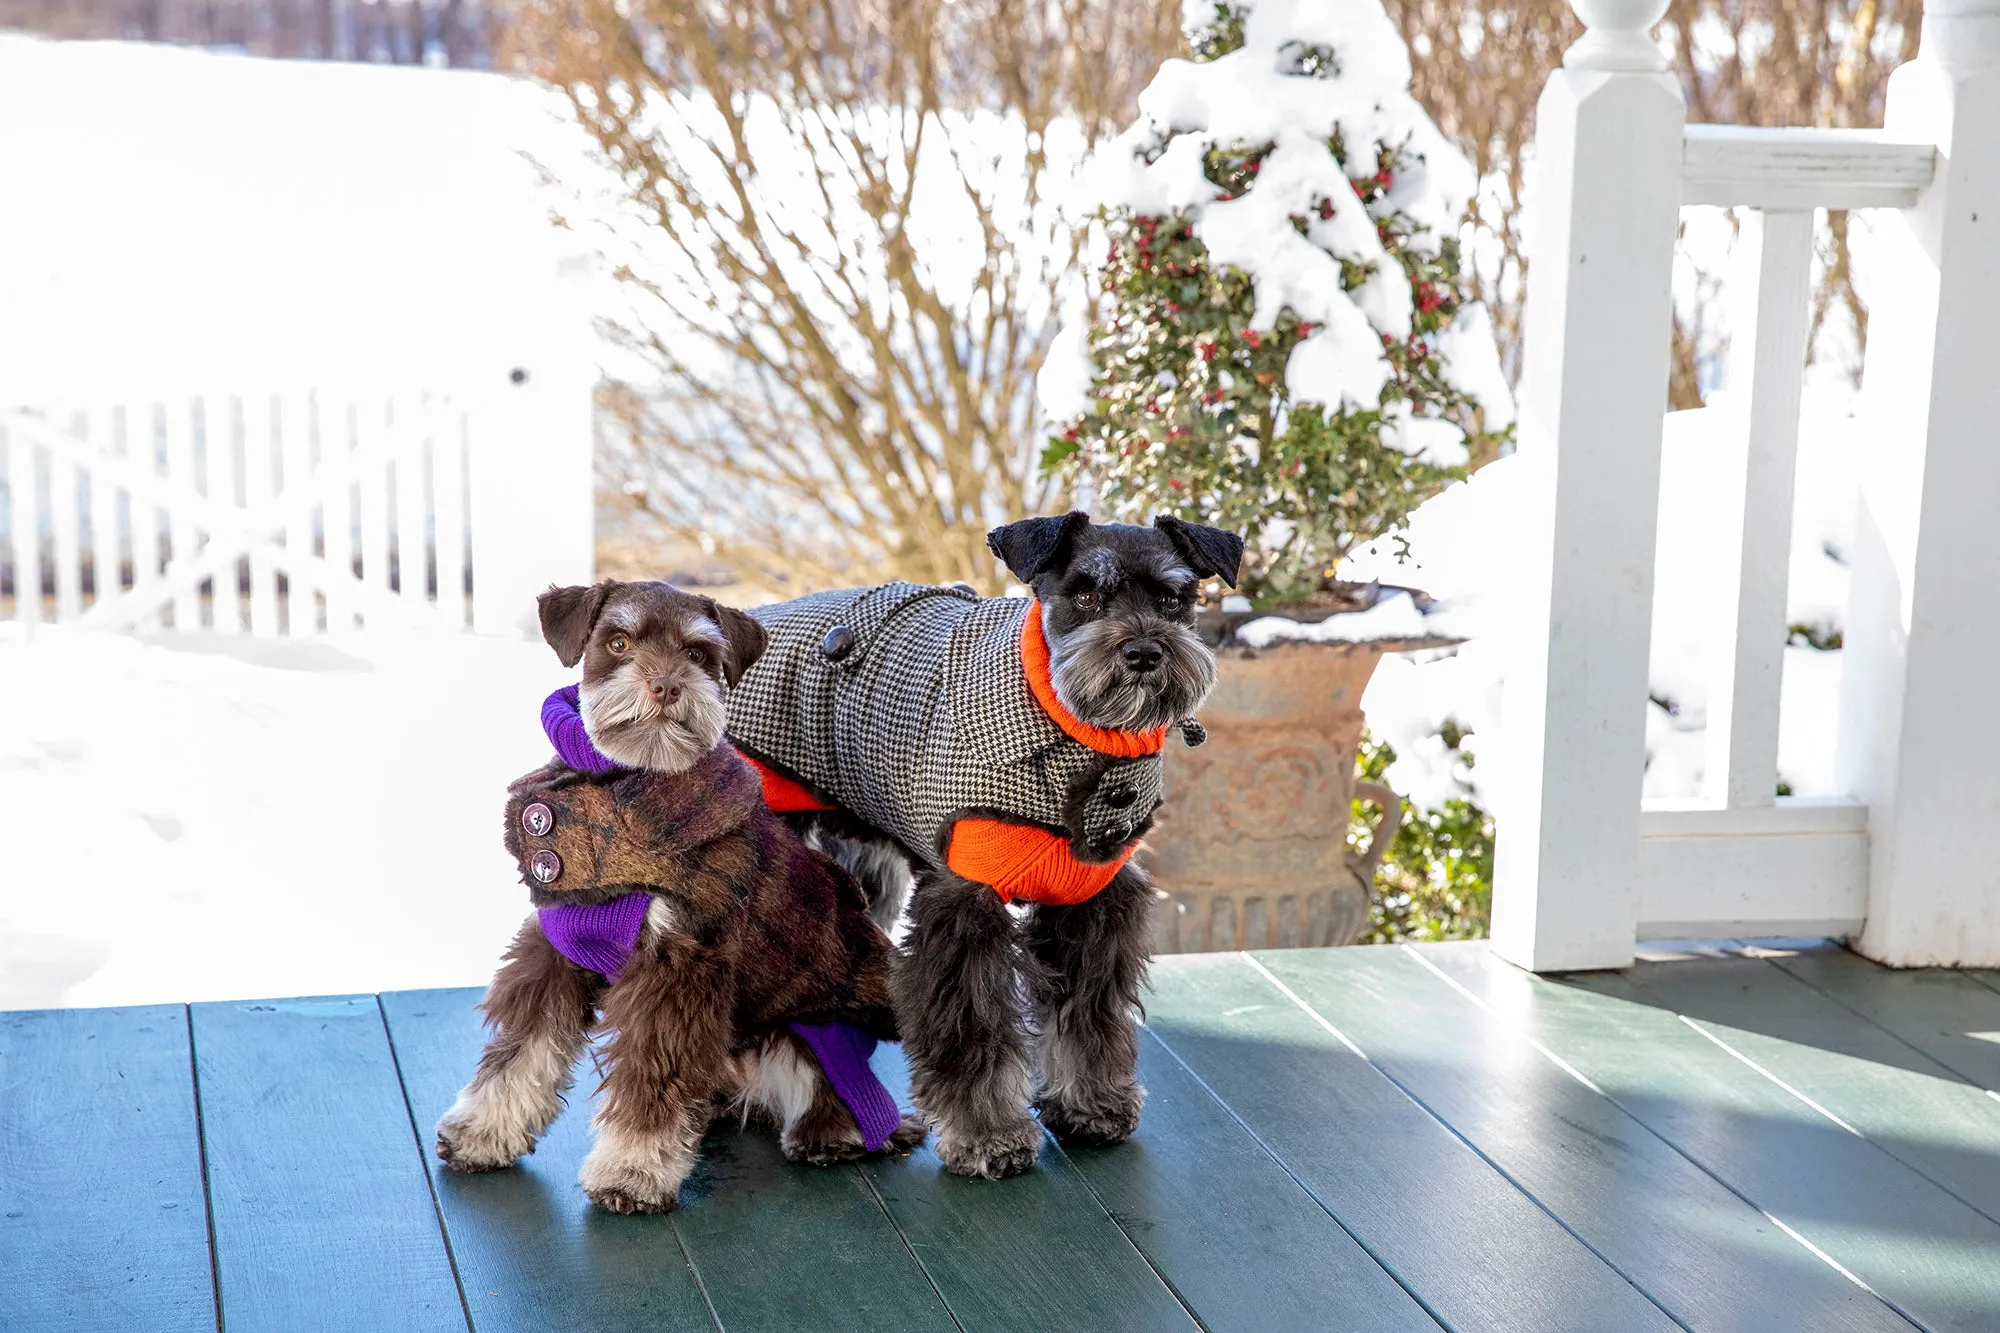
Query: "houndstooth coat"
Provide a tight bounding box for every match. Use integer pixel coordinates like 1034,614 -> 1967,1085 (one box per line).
726,585 -> 1165,906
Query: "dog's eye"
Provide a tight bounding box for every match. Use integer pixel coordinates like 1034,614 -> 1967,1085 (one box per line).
607,634 -> 630,654
685,645 -> 709,666
1160,593 -> 1184,614
1073,589 -> 1102,612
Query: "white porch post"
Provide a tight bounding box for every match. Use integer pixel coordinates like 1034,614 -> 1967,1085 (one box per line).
1838,0 -> 2000,966
1489,0 -> 1685,972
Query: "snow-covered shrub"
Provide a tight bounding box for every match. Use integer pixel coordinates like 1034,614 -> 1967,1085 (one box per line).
1041,0 -> 1512,605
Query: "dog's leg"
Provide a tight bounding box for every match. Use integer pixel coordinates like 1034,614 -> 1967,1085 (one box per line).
795,812 -> 917,934
578,949 -> 731,1214
436,916 -> 599,1172
894,869 -> 1043,1179
1022,861 -> 1153,1148
743,1033 -> 928,1165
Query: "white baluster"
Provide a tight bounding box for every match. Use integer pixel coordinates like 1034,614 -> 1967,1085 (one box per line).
1702,209 -> 1815,809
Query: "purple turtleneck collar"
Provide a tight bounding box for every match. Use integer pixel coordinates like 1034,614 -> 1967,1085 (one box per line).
532,685 -> 902,1153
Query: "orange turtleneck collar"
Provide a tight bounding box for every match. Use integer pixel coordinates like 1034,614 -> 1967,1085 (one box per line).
1019,601 -> 1169,758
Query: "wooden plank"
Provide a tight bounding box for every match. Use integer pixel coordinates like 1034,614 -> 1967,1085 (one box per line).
377,987 -> 717,1333
674,1114 -> 953,1330
430,400 -> 468,627
203,392 -> 241,634
0,1004 -> 215,1333
1637,800 -> 1868,938
860,1042 -> 1202,1333
356,397 -> 392,620
87,403 -> 121,608
1140,953 -> 1675,1331
277,393 -> 317,636
383,985 -> 955,1333
1681,125 -> 1936,209
1702,207 -> 1814,810
393,396 -> 430,605
1616,943 -> 2000,1229
1257,946 -> 1908,1331
1066,1026 -> 1435,1331
1762,942 -> 2000,1093
6,427 -> 37,623
128,400 -> 163,630
163,399 -> 200,629
1422,942 -> 2000,1329
190,995 -> 465,1333
49,412 -> 81,622
321,397 -> 358,633
241,394 -> 279,638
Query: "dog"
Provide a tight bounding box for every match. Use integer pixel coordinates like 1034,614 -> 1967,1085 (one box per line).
435,579 -> 922,1214
724,513 -> 1241,1178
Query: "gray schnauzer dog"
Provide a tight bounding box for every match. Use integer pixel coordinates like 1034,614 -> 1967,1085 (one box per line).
725,512 -> 1243,1178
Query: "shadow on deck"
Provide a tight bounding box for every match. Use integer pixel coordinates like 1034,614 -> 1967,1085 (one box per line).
6,940 -> 2000,1331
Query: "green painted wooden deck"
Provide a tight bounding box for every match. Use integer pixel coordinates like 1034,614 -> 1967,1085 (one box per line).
8,939 -> 2000,1332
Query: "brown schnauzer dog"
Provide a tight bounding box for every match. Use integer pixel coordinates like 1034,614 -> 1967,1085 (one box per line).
435,580 -> 921,1214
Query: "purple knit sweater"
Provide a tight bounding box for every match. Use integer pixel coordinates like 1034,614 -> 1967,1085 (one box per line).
536,686 -> 901,1152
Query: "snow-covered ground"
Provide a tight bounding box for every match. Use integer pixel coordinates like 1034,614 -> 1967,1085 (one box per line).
0,32 -> 593,394
0,625 -> 573,1009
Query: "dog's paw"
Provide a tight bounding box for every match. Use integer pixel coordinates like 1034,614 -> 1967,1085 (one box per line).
886,1112 -> 930,1155
1036,1086 -> 1143,1149
586,1185 -> 678,1215
934,1116 -> 1044,1180
435,1108 -> 535,1173
578,1142 -> 686,1214
783,1131 -> 868,1167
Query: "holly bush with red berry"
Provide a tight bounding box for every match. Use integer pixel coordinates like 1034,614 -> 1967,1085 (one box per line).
1043,12 -> 1507,606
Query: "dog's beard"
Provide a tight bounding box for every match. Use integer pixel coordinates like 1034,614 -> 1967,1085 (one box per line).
580,664 -> 728,774
1046,611 -> 1216,732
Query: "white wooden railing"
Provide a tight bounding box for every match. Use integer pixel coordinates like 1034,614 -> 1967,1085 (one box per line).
1,370 -> 594,641
1493,0 -> 2000,969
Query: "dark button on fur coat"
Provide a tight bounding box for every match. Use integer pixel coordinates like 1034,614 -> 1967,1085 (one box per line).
504,743 -> 897,1041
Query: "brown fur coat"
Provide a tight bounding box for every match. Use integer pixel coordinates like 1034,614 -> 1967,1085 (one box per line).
503,744 -> 898,1042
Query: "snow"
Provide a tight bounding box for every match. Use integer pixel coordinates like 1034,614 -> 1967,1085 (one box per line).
1343,387 -> 1864,811
1072,0 -> 1479,414
0,625 -> 573,1010
0,33 -> 595,394
1433,303 -> 1516,429
1237,588 -> 1431,647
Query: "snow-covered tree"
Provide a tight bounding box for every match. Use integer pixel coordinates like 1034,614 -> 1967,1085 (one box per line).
1042,0 -> 1512,604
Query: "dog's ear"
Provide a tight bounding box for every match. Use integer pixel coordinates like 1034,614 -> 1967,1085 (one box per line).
702,598 -> 769,687
1154,515 -> 1245,589
986,511 -> 1092,584
538,581 -> 614,667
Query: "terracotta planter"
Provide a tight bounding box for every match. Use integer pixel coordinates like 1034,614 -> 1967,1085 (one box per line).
1141,593 -> 1448,954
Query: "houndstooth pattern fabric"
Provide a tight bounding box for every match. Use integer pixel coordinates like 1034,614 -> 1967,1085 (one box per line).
727,584 -> 1165,873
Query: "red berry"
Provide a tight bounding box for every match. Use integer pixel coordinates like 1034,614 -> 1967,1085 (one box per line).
1245,329 -> 1261,348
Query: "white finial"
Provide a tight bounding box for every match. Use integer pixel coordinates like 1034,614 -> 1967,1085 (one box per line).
1564,0 -> 1673,72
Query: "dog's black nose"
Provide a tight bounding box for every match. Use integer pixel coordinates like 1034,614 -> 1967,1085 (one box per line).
1121,640 -> 1164,674
648,676 -> 682,704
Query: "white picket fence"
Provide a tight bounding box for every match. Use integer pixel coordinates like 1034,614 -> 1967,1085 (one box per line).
1493,0 -> 2000,969
1,378 -> 594,641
